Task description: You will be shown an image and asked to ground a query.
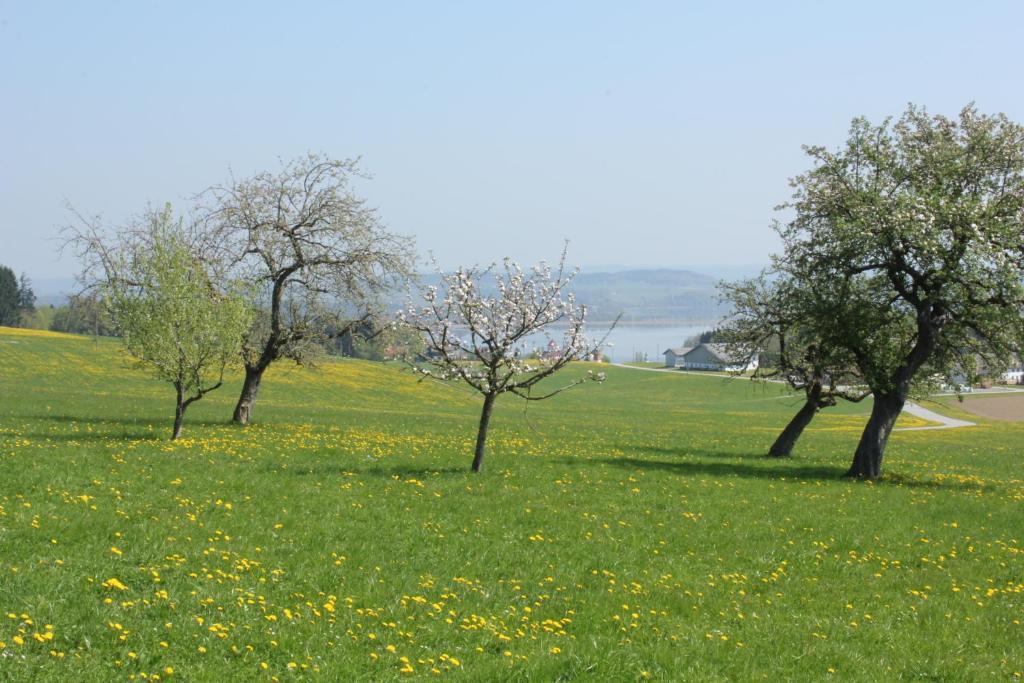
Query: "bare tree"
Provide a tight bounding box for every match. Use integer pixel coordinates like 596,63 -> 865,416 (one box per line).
400,247 -> 612,473
196,154 -> 415,424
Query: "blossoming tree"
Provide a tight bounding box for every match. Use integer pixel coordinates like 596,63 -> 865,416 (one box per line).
400,248 -> 610,472
778,104 -> 1024,478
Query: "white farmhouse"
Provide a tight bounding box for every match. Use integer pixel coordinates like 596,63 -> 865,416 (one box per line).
681,343 -> 758,372
1003,360 -> 1023,384
663,346 -> 693,368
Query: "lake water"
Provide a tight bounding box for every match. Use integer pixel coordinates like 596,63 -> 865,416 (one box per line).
594,324 -> 708,362
515,323 -> 709,363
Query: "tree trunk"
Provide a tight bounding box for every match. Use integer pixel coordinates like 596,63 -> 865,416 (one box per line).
846,391 -> 905,479
471,392 -> 497,473
233,365 -> 264,425
768,382 -> 822,457
172,384 -> 186,440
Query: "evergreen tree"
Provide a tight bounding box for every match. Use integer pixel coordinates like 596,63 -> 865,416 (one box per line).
0,266 -> 20,326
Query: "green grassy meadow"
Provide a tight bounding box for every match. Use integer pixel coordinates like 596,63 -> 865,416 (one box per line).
0,327 -> 1022,681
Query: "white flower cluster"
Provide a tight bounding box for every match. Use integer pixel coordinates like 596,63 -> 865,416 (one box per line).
397,251 -> 607,398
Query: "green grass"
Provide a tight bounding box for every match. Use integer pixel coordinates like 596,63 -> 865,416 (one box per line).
0,327 -> 1022,681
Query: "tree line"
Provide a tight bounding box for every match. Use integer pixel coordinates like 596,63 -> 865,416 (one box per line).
0,267 -> 37,327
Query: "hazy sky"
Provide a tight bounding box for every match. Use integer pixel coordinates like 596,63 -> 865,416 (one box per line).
2,1 -> 1023,284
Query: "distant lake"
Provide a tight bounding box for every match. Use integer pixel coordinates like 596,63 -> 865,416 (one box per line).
595,323 -> 708,362
512,323 -> 710,363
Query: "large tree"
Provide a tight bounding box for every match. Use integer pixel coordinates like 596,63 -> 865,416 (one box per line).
196,154 -> 414,425
719,273 -> 869,457
779,104 -> 1024,478
99,206 -> 252,439
400,248 -> 610,473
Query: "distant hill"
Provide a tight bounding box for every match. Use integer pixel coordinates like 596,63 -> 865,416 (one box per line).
38,268 -> 733,325
570,269 -> 724,323
393,268 -> 728,324
29,277 -> 77,307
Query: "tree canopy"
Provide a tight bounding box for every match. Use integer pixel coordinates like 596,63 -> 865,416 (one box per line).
99,205 -> 252,439
776,104 -> 1024,478
195,153 -> 415,424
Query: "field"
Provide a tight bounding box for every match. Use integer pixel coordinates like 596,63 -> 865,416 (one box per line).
1,327 -> 1022,681
941,393 -> 1024,422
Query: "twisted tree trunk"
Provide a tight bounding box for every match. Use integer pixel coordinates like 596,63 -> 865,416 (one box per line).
172,383 -> 186,440
846,390 -> 905,479
845,305 -> 936,479
768,381 -> 823,457
471,392 -> 497,473
233,364 -> 264,425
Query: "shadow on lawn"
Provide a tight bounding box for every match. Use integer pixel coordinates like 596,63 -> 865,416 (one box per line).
272,462 -> 469,478
25,413 -> 224,428
614,444 -> 768,460
586,454 -> 993,491
594,454 -> 841,481
13,413 -> 231,442
362,465 -> 469,478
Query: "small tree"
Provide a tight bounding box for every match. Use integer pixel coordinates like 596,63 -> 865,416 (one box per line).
719,273 -> 869,457
400,248 -> 610,473
89,205 -> 251,439
196,154 -> 414,425
779,104 -> 1024,478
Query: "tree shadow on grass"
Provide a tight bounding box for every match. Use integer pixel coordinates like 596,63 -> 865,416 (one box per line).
13,431 -> 165,444
265,462 -> 469,478
613,444 -> 768,460
591,454 -> 841,481
22,413 -> 227,429
9,414 -> 234,443
361,465 -> 469,478
581,454 -> 994,491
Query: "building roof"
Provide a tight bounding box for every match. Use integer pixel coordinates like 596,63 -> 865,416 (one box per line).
663,346 -> 693,356
683,343 -> 737,363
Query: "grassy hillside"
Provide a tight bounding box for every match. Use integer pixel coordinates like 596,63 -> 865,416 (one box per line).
0,327 -> 1021,680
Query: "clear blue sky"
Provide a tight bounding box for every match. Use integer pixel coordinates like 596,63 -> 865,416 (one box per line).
2,1 -> 1023,285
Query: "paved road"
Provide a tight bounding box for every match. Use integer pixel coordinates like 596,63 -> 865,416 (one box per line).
609,363 -> 977,431
897,402 -> 976,431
